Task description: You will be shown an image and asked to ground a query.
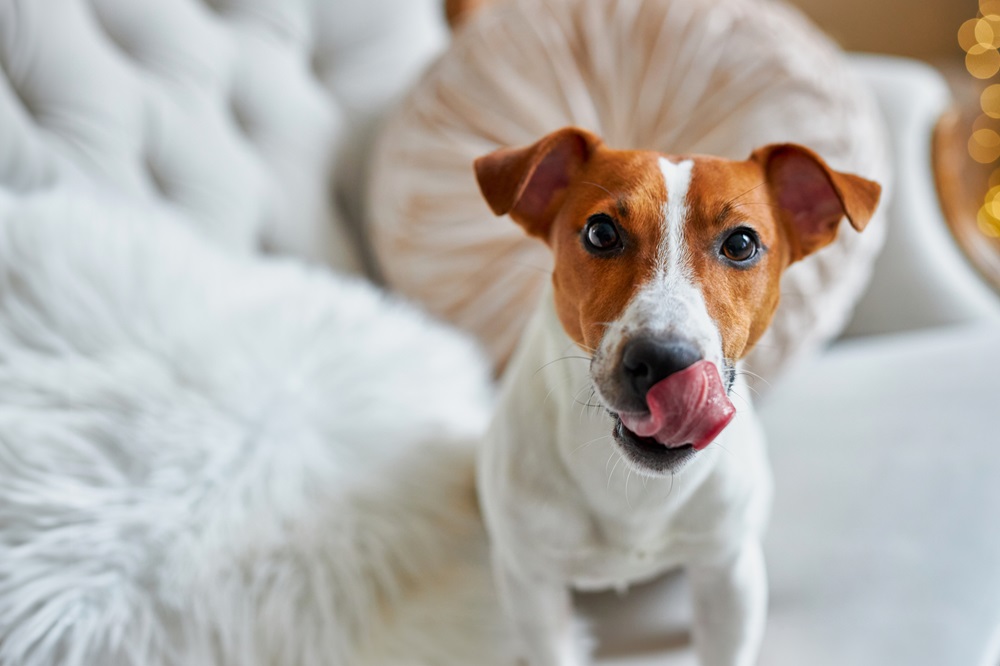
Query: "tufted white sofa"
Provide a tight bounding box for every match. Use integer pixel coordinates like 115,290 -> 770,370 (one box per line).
0,0 -> 447,273
1,1 -> 1000,665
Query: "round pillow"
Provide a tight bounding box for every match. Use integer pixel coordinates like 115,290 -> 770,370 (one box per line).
367,0 -> 890,385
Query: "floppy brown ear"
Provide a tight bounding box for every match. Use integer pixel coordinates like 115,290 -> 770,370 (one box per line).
753,144 -> 882,262
474,127 -> 602,240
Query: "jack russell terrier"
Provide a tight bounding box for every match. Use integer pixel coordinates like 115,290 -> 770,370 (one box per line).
473,127 -> 880,666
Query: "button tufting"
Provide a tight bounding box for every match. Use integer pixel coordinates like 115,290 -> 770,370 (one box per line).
0,0 -> 448,275
2,78 -> 38,123
308,50 -> 328,81
88,4 -> 139,66
145,156 -> 170,198
0,44 -> 39,122
201,0 -> 224,15
229,96 -> 253,138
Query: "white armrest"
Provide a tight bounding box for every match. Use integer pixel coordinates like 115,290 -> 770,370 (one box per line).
760,323 -> 1000,666
845,55 -> 1000,335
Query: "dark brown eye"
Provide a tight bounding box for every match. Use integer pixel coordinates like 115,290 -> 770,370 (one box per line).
721,228 -> 758,263
583,214 -> 622,254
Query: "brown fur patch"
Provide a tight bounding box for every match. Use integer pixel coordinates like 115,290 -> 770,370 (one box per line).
681,157 -> 789,361
474,129 -> 880,362
545,149 -> 667,351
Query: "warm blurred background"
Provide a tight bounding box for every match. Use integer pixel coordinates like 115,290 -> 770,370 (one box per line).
789,0 -> 974,62
790,0 -> 1000,293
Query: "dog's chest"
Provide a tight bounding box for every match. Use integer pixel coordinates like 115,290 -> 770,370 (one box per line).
554,410 -> 765,589
563,508 -> 694,591
557,444 -> 722,588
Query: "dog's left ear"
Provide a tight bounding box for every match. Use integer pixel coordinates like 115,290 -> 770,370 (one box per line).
753,144 -> 881,262
474,127 -> 602,240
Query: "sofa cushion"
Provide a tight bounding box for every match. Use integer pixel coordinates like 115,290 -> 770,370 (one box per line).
0,0 -> 447,271
759,324 -> 1000,666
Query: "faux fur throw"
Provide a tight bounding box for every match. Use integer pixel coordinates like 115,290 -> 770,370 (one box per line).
0,192 -> 506,666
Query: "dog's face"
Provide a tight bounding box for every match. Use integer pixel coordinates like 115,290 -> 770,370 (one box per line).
475,127 -> 880,475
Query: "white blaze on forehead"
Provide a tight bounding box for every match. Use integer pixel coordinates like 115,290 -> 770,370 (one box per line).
656,157 -> 694,278
589,156 -> 724,404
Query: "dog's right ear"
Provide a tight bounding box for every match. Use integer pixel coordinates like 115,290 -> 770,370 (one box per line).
474,127 -> 602,240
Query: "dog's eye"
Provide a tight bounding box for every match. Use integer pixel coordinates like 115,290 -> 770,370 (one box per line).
582,214 -> 622,254
721,228 -> 758,263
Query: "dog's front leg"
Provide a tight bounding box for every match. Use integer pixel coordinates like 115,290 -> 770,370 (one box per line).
687,536 -> 767,666
493,556 -> 585,666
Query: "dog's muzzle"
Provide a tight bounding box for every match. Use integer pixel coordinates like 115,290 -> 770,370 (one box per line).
604,335 -> 736,474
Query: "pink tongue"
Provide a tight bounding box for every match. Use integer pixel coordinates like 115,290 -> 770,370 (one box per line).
619,360 -> 735,450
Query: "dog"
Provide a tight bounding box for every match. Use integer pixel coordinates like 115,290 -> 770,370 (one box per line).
473,127 -> 880,666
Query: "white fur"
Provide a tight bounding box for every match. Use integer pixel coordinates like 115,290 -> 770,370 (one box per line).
657,157 -> 694,279
0,191 -> 511,666
480,291 -> 771,665
478,158 -> 773,666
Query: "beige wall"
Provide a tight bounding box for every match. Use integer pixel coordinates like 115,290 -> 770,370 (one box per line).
786,0 -> 977,61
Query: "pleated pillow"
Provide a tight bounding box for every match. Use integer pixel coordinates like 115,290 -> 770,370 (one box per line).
368,0 -> 889,385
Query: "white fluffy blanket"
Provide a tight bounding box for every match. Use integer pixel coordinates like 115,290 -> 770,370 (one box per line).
0,192 -> 505,666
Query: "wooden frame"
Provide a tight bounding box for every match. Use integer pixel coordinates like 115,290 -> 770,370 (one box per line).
933,107 -> 1000,296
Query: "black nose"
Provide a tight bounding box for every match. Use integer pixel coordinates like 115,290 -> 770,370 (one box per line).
621,337 -> 701,400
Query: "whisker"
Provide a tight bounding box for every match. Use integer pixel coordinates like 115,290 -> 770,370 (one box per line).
533,355 -> 592,377
572,382 -> 598,408
571,433 -> 612,454
607,453 -> 624,491
708,441 -> 735,461
725,181 -> 768,205
581,181 -> 615,198
728,388 -> 754,409
590,389 -> 604,417
731,380 -> 762,401
740,341 -> 786,349
625,468 -> 633,508
540,384 -> 561,408
735,368 -> 772,387
727,201 -> 782,210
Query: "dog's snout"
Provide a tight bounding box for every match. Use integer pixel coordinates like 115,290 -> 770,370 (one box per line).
621,337 -> 701,400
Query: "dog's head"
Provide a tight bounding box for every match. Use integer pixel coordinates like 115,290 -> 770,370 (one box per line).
475,127 -> 880,474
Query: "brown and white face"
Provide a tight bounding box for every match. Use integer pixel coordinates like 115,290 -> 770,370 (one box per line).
475,127 -> 880,475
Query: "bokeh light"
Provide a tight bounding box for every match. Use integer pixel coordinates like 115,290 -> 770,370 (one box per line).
982,15 -> 1000,47
985,185 -> 1000,214
982,84 -> 1000,117
964,2 -> 1000,243
966,44 -> 1000,79
961,18 -> 983,51
969,128 -> 1000,163
960,17 -> 1000,51
978,204 -> 1000,237
973,113 -> 997,132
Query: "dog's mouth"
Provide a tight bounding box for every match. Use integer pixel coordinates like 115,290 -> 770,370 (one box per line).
604,360 -> 736,475
612,416 -> 698,473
